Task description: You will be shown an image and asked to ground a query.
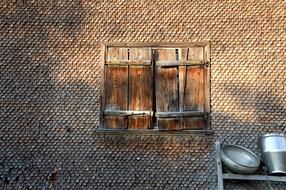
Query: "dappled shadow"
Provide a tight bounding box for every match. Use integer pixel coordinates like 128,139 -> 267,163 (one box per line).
0,1 -> 94,189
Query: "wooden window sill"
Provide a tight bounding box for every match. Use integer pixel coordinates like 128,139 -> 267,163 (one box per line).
95,128 -> 214,136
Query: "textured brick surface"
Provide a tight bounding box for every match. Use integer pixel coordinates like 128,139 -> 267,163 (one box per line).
0,0 -> 285,189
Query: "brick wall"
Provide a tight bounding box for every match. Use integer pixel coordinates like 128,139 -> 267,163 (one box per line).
0,0 -> 285,189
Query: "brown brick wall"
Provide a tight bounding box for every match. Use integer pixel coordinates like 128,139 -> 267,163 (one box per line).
0,0 -> 285,189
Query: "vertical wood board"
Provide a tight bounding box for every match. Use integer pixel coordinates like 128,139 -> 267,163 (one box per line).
179,66 -> 187,112
129,65 -> 152,129
129,66 -> 152,110
184,66 -> 204,111
156,67 -> 179,112
105,66 -> 128,110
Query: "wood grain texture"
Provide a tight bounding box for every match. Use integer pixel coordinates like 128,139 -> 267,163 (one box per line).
129,116 -> 151,129
128,48 -> 152,129
178,48 -> 188,61
156,67 -> 178,112
189,47 -> 204,62
155,111 -> 204,118
129,66 -> 152,110
157,118 -> 180,130
153,48 -> 177,61
129,66 -> 152,129
203,44 -> 211,130
129,48 -> 151,61
179,66 -> 187,112
105,60 -> 151,66
103,41 -> 210,48
104,116 -> 128,129
106,47 -> 128,61
204,43 -> 211,63
102,44 -> 210,130
105,66 -> 128,110
105,47 -> 129,128
181,117 -> 205,130
184,66 -> 204,111
155,60 -> 205,66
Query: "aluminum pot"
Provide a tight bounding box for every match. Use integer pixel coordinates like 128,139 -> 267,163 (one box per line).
258,133 -> 286,175
221,144 -> 260,174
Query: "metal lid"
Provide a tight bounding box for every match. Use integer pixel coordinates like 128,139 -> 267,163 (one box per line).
260,133 -> 286,138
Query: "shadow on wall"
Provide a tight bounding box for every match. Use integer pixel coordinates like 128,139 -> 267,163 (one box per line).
0,1 -> 101,189
213,81 -> 286,148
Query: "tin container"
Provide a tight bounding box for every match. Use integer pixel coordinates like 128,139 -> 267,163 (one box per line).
258,133 -> 286,175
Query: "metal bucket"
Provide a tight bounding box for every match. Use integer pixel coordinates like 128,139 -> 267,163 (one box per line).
258,133 -> 286,175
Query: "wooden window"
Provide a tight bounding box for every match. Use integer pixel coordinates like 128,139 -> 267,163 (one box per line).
100,43 -> 210,132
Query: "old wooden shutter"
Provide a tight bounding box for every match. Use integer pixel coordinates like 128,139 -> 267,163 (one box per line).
154,46 -> 209,130
104,47 -> 152,129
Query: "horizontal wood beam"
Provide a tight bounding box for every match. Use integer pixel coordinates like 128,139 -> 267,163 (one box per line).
102,41 -> 210,48
155,111 -> 205,118
104,110 -> 153,116
96,128 -> 214,135
222,173 -> 286,182
105,60 -> 151,66
155,60 -> 208,67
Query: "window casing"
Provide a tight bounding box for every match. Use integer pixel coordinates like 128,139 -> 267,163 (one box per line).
100,42 -> 210,131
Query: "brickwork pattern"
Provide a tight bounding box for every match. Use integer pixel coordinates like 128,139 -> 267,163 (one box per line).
0,0 -> 285,189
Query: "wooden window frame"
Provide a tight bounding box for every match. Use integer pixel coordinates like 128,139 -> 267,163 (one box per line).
99,42 -> 212,134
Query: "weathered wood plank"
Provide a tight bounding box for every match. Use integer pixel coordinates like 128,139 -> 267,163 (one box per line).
189,47 -> 204,62
105,66 -> 128,110
156,67 -> 178,112
129,66 -> 152,111
155,111 -> 205,118
129,116 -> 152,129
104,116 -> 128,129
128,48 -> 152,129
204,44 -> 211,130
154,48 -> 184,130
106,47 -> 128,61
157,118 -> 180,130
184,66 -> 204,111
153,48 -> 177,61
105,60 -> 151,66
105,47 -> 129,129
155,60 -> 206,66
179,66 -> 186,112
103,41 -> 210,48
204,43 -> 211,63
129,48 -> 152,61
155,48 -> 178,113
104,110 -> 153,116
129,66 -> 152,129
96,128 -> 214,135
178,48 -> 188,61
181,117 -> 205,130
